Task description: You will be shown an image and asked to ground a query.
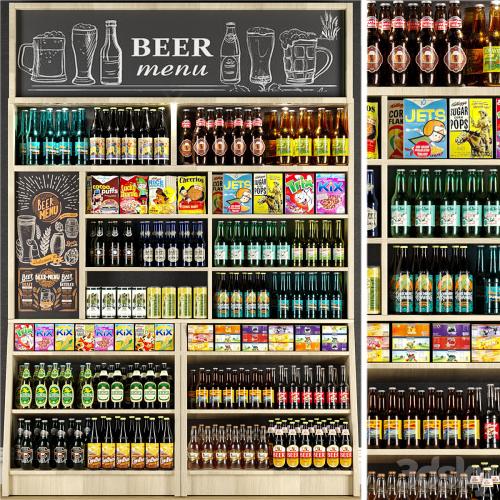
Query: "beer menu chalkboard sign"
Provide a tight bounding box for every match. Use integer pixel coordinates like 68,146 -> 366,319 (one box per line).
15,173 -> 79,318
16,9 -> 345,97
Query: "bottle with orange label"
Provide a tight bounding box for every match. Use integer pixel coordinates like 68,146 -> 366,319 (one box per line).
86,417 -> 101,470
312,425 -> 326,469
422,387 -> 442,449
145,417 -> 160,469
462,387 -> 481,449
384,387 -> 402,448
101,417 -> 115,469
115,417 -> 130,469
326,424 -> 340,469
339,428 -> 353,470
403,387 -> 421,449
131,417 -> 145,470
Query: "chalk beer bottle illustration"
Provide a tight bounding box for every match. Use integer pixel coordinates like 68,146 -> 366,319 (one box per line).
220,22 -> 241,84
100,20 -> 122,85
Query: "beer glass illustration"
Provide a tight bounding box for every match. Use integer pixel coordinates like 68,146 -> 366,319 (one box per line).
246,27 -> 275,90
17,215 -> 36,263
279,29 -> 333,85
71,23 -> 97,85
18,31 -> 67,83
50,232 -> 66,265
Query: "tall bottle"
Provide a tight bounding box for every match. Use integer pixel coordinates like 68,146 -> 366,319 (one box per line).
332,108 -> 349,166
415,246 -> 433,314
388,0 -> 410,85
454,246 -> 474,314
417,0 -> 438,85
250,107 -> 265,164
443,387 -> 460,449
105,107 -> 121,165
466,4 -> 487,85
138,108 -> 153,165
484,1 -> 500,86
367,169 -> 379,237
277,108 -> 293,166
154,107 -> 169,165
367,1 -> 383,86
178,108 -> 193,164
485,245 -> 500,314
422,387 -> 441,449
391,169 -> 411,237
445,0 -> 466,85
462,170 -> 482,237
314,108 -> 330,166
435,246 -> 454,314
463,387 -> 480,448
100,20 -> 122,85
414,169 -> 435,237
384,387 -> 401,448
193,107 -> 209,165
440,169 -> 460,237
484,170 -> 500,237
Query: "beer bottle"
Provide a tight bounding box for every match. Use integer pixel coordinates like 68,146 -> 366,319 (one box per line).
26,108 -> 41,165
223,108 -> 234,164
242,108 -> 253,165
80,362 -> 94,409
131,417 -> 145,469
284,424 -> 299,470
205,108 -> 215,164
376,473 -> 387,500
257,271 -> 270,319
338,365 -> 349,409
214,427 -> 227,469
121,107 -> 136,165
86,417 -> 101,469
193,107 -> 209,165
333,220 -> 345,267
96,364 -> 110,409
415,246 -> 433,314
89,107 -> 105,165
178,108 -> 193,164
294,108 -> 311,165
145,418 -> 159,470
388,0 -> 410,85
72,108 -> 89,165
485,245 -> 500,314
129,363 -> 143,409
367,387 -> 382,448
415,169 -> 435,237
42,108 -> 56,165
17,109 -> 29,165
462,170 -> 482,237
35,419 -> 50,470
423,387 -> 441,448
187,425 -> 200,470
484,1 -> 500,85
445,0 -> 466,85
122,221 -> 135,266
101,417 -> 115,469
402,387 -> 420,448
387,471 -> 397,500
277,108 -> 293,165
250,107 -> 265,164
319,221 -> 332,267
305,220 -> 318,266
276,221 -> 290,267
262,221 -> 276,267
265,109 -> 279,165
105,107 -> 121,165
153,107 -> 169,165
391,169 -> 411,237
52,420 -> 67,470
108,220 -> 120,266
466,4 -> 487,85
313,108 -> 330,166
229,107 -> 244,164
406,3 -> 420,86
292,220 -> 305,267
384,387 -> 401,448
61,362 -> 74,410
229,427 -> 242,469
331,271 -> 344,319
417,0 -> 438,85
462,387 -> 480,448
367,1 -> 383,86
483,170 -> 499,237
312,424 -> 326,470
138,108 -> 153,165
240,428 -> 254,469
434,246 -> 452,313
443,387 -> 460,448
115,418 -> 130,469
454,246 -> 474,313
378,3 -> 392,85
212,107 -> 227,165
367,170 -> 380,237
57,108 -> 71,165
440,170 -> 460,236
332,108 -> 349,165
483,383 -> 498,449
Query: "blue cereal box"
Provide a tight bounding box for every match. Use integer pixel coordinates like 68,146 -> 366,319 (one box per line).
115,324 -> 135,351
223,173 -> 253,214
403,98 -> 448,159
55,324 -> 75,351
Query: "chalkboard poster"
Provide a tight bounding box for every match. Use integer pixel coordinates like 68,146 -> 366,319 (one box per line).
15,173 -> 79,319
16,9 -> 344,97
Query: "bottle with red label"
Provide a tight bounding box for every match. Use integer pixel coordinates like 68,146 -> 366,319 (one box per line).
302,366 -> 313,410
243,108 -> 254,165
406,2 -> 420,86
483,383 -> 499,448
326,424 -> 339,470
224,108 -> 234,165
277,365 -> 288,410
178,108 -> 193,165
251,107 -> 265,164
445,0 -> 466,85
193,107 -> 208,165
205,108 -> 215,165
212,107 -> 227,165
388,0 -> 410,85
231,107 -> 246,165
367,0 -> 383,86
338,365 -> 350,409
272,423 -> 286,469
417,0 -> 438,85
289,366 -> 301,409
378,2 -> 393,85
327,365 -> 338,409
314,365 -> 325,409
434,2 -> 449,86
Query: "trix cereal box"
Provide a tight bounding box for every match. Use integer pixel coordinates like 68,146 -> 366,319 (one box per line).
14,324 -> 34,351
212,174 -> 223,214
388,100 -> 404,159
55,324 -> 75,351
223,173 -> 253,214
120,175 -> 148,214
403,98 -> 447,159
75,324 -> 95,351
35,324 -> 55,351
285,173 -> 315,214
449,98 -> 493,159
149,176 -> 177,214
253,173 -> 283,214
315,173 -> 346,214
178,175 -> 206,214
86,175 -> 119,214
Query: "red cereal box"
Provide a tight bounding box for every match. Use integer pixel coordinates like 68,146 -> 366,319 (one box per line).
285,173 -> 315,214
14,324 -> 34,351
120,176 -> 148,214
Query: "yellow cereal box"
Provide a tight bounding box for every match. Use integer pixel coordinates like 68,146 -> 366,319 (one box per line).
55,324 -> 75,351
388,100 -> 403,159
367,102 -> 379,159
115,324 -> 135,351
178,175 -> 206,214
155,324 -> 174,351
253,173 -> 283,214
449,98 -> 493,159
148,176 -> 177,214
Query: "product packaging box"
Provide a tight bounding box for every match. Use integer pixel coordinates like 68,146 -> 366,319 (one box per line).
432,323 -> 471,337
119,175 -> 148,214
472,336 -> 500,350
367,101 -> 379,160
75,324 -> 95,351
367,323 -> 390,337
472,350 -> 500,362
14,324 -> 34,351
449,98 -> 493,159
215,325 -> 241,334
114,324 -> 135,351
403,98 -> 447,159
392,350 -> 431,363
135,324 -> 155,351
433,350 -> 471,363
212,174 -> 223,214
187,324 -> 214,351
215,342 -> 241,352
322,334 -> 348,352
222,173 -> 253,214
253,173 -> 283,214
86,175 -> 120,214
392,337 -> 430,351
94,324 -> 114,351
285,173 -> 315,214
388,100 -> 404,159
315,173 -> 346,214
149,175 -> 177,214
368,349 -> 391,363
155,324 -> 174,351
269,342 -> 294,352
242,333 -> 268,343
472,324 -> 500,339
242,343 -> 269,352
188,342 -> 213,351
269,325 -> 294,343
178,175 -> 206,214
433,336 -> 471,350
295,334 -> 321,351
188,324 -> 214,334
214,334 -> 241,343
392,323 -> 431,337
188,333 -> 214,344
55,324 -> 75,351
35,324 -> 55,351
368,337 -> 390,350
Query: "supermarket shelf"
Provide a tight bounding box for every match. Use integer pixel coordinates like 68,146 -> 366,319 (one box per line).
12,350 -> 176,358
214,213 -> 349,220
186,409 -> 349,417
386,159 -> 500,166
208,165 -> 350,173
367,315 -> 494,322
85,266 -> 208,272
367,238 -> 383,244
85,214 -> 208,219
188,470 -> 353,476
386,237 -> 500,245
213,267 -> 349,272
10,469 -> 175,475
12,409 -> 175,415
368,448 -> 500,463
368,86 -> 500,97
187,351 -> 349,361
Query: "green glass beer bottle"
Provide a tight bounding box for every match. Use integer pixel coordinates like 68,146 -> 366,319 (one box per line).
414,169 -> 435,237
454,246 -> 474,314
485,245 -> 500,314
435,246 -> 454,314
440,170 -> 460,237
27,108 -> 41,165
415,246 -> 433,314
391,169 -> 411,237
461,169 -> 482,237
483,170 -> 500,237
43,108 -> 56,165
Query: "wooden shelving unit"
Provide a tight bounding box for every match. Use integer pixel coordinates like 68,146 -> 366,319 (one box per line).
4,2 -> 359,497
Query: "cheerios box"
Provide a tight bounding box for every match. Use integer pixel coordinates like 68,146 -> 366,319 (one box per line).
55,324 -> 75,351
178,175 -> 206,214
155,324 -> 174,351
14,324 -> 34,351
114,324 -> 134,351
35,324 -> 55,351
315,174 -> 346,214
75,324 -> 95,351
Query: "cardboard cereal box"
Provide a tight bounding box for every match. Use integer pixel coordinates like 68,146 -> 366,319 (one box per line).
86,175 -> 120,214
75,324 -> 95,351
253,173 -> 283,214
55,324 -> 75,351
178,175 -> 206,214
285,173 -> 315,214
449,98 -> 493,159
155,324 -> 174,351
135,324 -> 155,351
367,101 -> 379,160
115,324 -> 135,351
120,175 -> 148,214
403,98 -> 447,159
223,173 -> 253,214
315,173 -> 346,214
496,98 -> 500,158
14,324 -> 34,351
212,174 -> 223,214
35,324 -> 55,351
94,324 -> 114,351
388,100 -> 404,159
149,176 -> 177,214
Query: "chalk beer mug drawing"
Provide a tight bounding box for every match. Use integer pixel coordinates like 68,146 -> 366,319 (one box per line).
279,28 -> 333,85
18,30 -> 67,83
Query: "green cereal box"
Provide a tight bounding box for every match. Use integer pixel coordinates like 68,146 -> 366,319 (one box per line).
155,324 -> 175,351
115,324 -> 135,351
55,324 -> 75,351
253,173 -> 283,214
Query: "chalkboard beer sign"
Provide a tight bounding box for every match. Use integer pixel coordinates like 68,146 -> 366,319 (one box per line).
16,173 -> 79,318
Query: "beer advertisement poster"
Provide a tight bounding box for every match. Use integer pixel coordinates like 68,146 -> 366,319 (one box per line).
15,173 -> 79,318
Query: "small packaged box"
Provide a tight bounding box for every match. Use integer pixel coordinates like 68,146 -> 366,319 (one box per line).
253,173 -> 283,214
188,342 -> 212,351
155,324 -> 174,351
94,324 -> 114,351
115,324 -> 135,351
188,333 -> 214,344
472,336 -> 500,350
212,174 -> 223,214
178,175 -> 206,214
472,349 -> 500,362
269,342 -> 294,352
433,336 -> 471,350
322,334 -> 348,351
35,324 -> 55,351
75,324 -> 95,351
432,323 -> 471,337
367,337 -> 390,350
295,334 -> 320,351
472,324 -> 500,339
367,323 -> 390,337
188,324 -> 214,334
119,175 -> 148,214
215,334 -> 241,343
55,324 -> 75,351
295,325 -> 321,336
223,173 -> 253,214
269,331 -> 294,343
433,350 -> 471,363
285,173 -> 315,214
135,324 -> 155,351
242,324 -> 268,336
392,337 -> 430,351
215,342 -> 241,352
392,323 -> 430,337
14,324 -> 34,351
215,325 -> 241,334
368,349 -> 391,363
242,333 -> 268,343
187,324 -> 214,350
86,175 -> 120,214
149,175 -> 177,214
388,99 -> 404,159
315,173 -> 346,214
242,343 -> 269,352
392,350 -> 431,363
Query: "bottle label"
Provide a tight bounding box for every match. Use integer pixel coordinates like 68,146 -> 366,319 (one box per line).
466,48 -> 484,75
299,444 -> 312,468
131,443 -> 145,469
436,273 -> 454,313
266,139 -> 277,158
54,446 -> 67,465
416,45 -> 438,73
48,383 -> 61,408
122,137 -> 137,160
388,45 -> 410,73
333,247 -> 344,264
296,137 -> 312,156
367,207 -> 378,231
379,18 -> 391,31
61,384 -> 74,408
194,246 -> 206,264
367,45 -> 383,73
230,290 -> 244,318
231,137 -> 246,157
37,446 -> 50,465
167,246 -> 179,264
130,382 -> 143,403
160,443 -> 174,469
101,443 -> 115,469
484,205 -> 500,228
116,443 -> 131,469
213,137 -> 228,157
144,381 -> 157,403
455,273 -> 474,313
486,284 -> 500,311
43,140 -> 56,158
276,137 -> 293,157
145,443 -> 160,469
393,273 -> 414,313
138,137 -> 153,160
367,16 -> 377,29
383,419 -> 402,440
313,137 -> 330,156
250,137 -> 266,156
158,381 -> 170,403
423,419 -> 442,440
277,244 -> 290,262
313,445 -> 326,468
97,381 -> 110,403
448,16 -> 462,29
442,418 -> 461,441
444,45 -> 467,73
154,137 -> 170,161
391,205 -> 411,228
462,418 -> 480,440
367,418 -> 382,441
20,383 -> 32,408
462,205 -> 482,227
110,381 -> 124,403
391,16 -> 405,29
71,444 -> 84,465
155,246 -> 166,264
230,243 -> 244,263
286,444 -> 299,468
58,140 -> 71,157
440,205 -> 460,227
106,137 -> 121,160
87,443 -> 101,469
179,138 -> 192,158
403,418 -> 421,441
332,138 -> 349,157
247,244 -> 261,262
215,291 -> 230,318
90,137 -> 105,160
195,118 -> 206,127
484,421 -> 500,441
28,140 -> 41,158
415,273 -> 433,313
415,205 -> 435,227
339,445 -> 352,469
74,139 -> 89,157
420,16 -> 434,29
81,383 -> 94,408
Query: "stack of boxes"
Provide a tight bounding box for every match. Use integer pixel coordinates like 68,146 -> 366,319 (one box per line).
295,325 -> 321,351
215,325 -> 241,352
432,324 -> 471,363
367,323 -> 390,363
391,323 -> 430,363
472,324 -> 500,362
242,325 -> 268,352
321,325 -> 348,351
269,325 -> 294,351
187,325 -> 213,351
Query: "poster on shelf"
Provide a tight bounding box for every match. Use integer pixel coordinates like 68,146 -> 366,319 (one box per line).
15,172 -> 79,318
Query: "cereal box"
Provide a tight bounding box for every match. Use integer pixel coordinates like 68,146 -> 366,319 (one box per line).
14,324 -> 34,351
449,98 -> 493,159
35,324 -> 55,351
155,324 -> 174,351
392,323 -> 430,337
433,350 -> 471,363
403,98 -> 447,159
388,100 -> 404,159
322,335 -> 348,351
215,343 -> 241,352
75,324 -> 95,351
268,325 -> 294,343
242,325 -> 268,343
188,324 -> 214,334
115,324 -> 135,351
295,334 -> 320,351
367,323 -> 390,337
135,324 -> 155,351
432,323 -> 471,337
472,324 -> 500,339
315,173 -> 346,214
368,349 -> 390,363
367,101 -> 379,160
178,175 -> 206,214
94,324 -> 114,351
222,173 -> 253,214
367,337 -> 389,350
120,175 -> 148,214
242,343 -> 269,352
472,350 -> 500,362
392,350 -> 431,363
215,325 -> 241,334
188,333 -> 214,343
215,334 -> 241,343
86,175 -> 119,214
253,173 -> 283,214
188,342 -> 213,351
496,98 -> 500,158
55,324 -> 75,351
269,342 -> 294,351
149,176 -> 177,214
212,174 -> 223,214
433,336 -> 470,350
285,173 -> 315,214
392,337 -> 430,351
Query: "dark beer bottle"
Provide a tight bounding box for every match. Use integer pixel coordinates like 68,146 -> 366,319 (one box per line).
138,107 -> 153,165
193,107 -> 209,165
277,108 -> 293,166
484,1 -> 500,86
153,107 -> 169,165
417,0 -> 438,85
367,387 -> 382,448
205,108 -> 215,165
89,107 -> 105,165
231,107 -> 246,164
463,387 -> 480,448
406,3 -> 420,86
466,4 -> 487,86
443,387 -> 460,448
367,0 -> 383,86
434,3 -> 449,86
445,0 -> 466,85
105,107 -> 121,165
388,0 -> 410,85
377,474 -> 387,500
483,383 -> 499,449
243,108 -> 253,165
212,107 -> 227,165
122,107 -> 137,165
250,107 -> 265,164
178,108 -> 193,164
423,387 -> 440,448
296,108 -> 312,165
384,387 -> 401,448
403,387 -> 420,448
378,3 -> 392,85
265,109 -> 278,165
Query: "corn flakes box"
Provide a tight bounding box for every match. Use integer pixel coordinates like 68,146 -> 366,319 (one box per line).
135,324 -> 155,351
55,324 -> 75,351
149,176 -> 177,214
367,101 -> 379,160
115,324 -> 134,351
75,324 -> 95,351
403,98 -> 447,159
433,350 -> 471,363
223,173 -> 252,214
14,324 -> 34,351
155,324 -> 174,351
120,175 -> 148,214
86,175 -> 120,214
253,173 -> 283,214
35,324 -> 55,351
392,350 -> 431,363
178,175 -> 206,214
367,323 -> 390,337
94,324 -> 114,351
449,98 -> 493,159
388,100 -> 404,159
212,174 -> 223,214
285,173 -> 315,214
315,173 -> 346,214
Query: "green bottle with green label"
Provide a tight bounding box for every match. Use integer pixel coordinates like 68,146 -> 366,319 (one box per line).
48,362 -> 61,409
414,170 -> 435,237
461,170 -> 482,237
61,362 -> 74,409
435,246 -> 454,314
96,364 -> 110,409
483,170 -> 500,237
414,246 -> 434,313
144,363 -> 157,409
454,246 -> 474,314
130,363 -> 144,409
440,170 -> 461,237
80,362 -> 94,409
391,170 -> 411,237
35,362 -> 48,409
18,363 -> 32,409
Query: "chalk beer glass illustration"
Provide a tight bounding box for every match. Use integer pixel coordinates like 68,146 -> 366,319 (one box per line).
17,215 -> 37,263
18,31 -> 67,83
246,27 -> 275,90
71,23 -> 97,85
279,29 -> 333,85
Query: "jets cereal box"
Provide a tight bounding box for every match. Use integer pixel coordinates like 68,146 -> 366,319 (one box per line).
253,173 -> 283,214
223,173 -> 253,214
403,98 -> 447,159
388,100 -> 404,159
449,98 -> 493,159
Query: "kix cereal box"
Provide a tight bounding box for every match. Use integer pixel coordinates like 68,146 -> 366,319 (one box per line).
35,324 -> 55,351
94,324 -> 114,351
149,176 -> 177,214
388,100 -> 404,159
135,324 -> 155,351
14,324 -> 34,351
55,324 -> 75,351
367,101 -> 379,160
285,173 -> 315,214
75,324 -> 95,351
155,324 -> 174,351
178,175 -> 206,214
403,98 -> 447,159
449,98 -> 493,159
315,173 -> 346,214
253,173 -> 283,214
223,173 -> 253,214
212,174 -> 223,214
115,324 -> 135,351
